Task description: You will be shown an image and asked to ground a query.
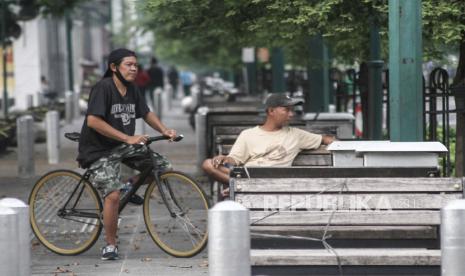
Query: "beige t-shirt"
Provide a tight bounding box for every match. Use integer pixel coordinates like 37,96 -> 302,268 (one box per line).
228,126 -> 322,167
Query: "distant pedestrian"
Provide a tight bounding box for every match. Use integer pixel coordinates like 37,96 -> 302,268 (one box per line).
134,64 -> 151,101
180,71 -> 193,96
168,66 -> 179,98
147,57 -> 164,102
40,75 -> 56,104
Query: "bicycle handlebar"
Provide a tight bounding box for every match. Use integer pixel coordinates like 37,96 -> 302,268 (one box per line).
146,134 -> 184,144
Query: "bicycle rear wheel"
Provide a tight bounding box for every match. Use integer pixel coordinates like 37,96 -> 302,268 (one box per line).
29,170 -> 102,255
143,171 -> 209,257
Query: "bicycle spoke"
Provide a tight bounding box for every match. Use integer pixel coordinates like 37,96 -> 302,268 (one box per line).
174,214 -> 203,246
29,170 -> 102,255
144,171 -> 209,257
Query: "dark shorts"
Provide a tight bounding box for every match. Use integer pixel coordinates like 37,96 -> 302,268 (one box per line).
88,144 -> 171,197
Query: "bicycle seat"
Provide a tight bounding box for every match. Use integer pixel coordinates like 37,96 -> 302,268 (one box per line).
65,132 -> 80,142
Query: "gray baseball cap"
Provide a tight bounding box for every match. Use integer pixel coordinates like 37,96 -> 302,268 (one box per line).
265,94 -> 304,108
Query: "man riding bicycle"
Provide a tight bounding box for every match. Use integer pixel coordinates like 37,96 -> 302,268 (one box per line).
77,48 -> 176,260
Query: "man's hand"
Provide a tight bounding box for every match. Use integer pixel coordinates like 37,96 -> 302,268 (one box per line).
162,128 -> 177,140
126,135 -> 149,145
211,155 -> 235,168
322,135 -> 336,145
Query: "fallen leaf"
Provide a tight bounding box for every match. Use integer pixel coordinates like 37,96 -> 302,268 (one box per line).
169,265 -> 193,269
198,260 -> 208,268
141,257 -> 152,262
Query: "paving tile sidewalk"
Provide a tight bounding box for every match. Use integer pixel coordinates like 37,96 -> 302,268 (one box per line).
0,100 -> 210,275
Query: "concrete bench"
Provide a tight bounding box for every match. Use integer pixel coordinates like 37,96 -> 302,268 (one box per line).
230,172 -> 462,272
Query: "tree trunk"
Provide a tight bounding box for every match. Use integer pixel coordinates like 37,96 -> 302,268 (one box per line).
453,37 -> 465,177
453,39 -> 465,86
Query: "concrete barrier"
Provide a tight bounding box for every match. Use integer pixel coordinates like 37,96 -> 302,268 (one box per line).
17,115 -> 35,178
165,85 -> 173,111
441,199 -> 465,276
0,206 -> 19,276
195,107 -> 208,174
26,94 -> 34,109
46,110 -> 60,164
73,91 -> 81,119
152,88 -> 163,119
0,198 -> 30,276
208,201 -> 251,276
65,91 -> 73,123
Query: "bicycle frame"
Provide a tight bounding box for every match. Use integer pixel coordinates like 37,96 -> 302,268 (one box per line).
57,171 -> 100,221
57,138 -> 187,222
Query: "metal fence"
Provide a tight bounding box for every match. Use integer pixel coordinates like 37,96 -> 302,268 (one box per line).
423,68 -> 454,176
329,66 -> 455,176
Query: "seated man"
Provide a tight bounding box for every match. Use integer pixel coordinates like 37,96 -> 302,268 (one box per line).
202,94 -> 335,195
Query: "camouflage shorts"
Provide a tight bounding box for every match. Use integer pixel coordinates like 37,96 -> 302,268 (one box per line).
88,143 -> 171,198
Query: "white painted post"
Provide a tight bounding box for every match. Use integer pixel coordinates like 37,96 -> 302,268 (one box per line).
195,107 -> 208,174
73,91 -> 80,119
37,92 -> 44,106
209,201 -> 251,276
441,199 -> 465,276
0,206 -> 19,276
0,198 -> 30,276
46,110 -> 60,164
65,91 -> 73,123
165,85 -> 173,111
17,115 -> 35,178
153,88 -> 163,119
26,94 -> 34,109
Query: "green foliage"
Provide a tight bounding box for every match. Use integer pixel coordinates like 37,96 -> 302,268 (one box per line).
141,0 -> 465,70
37,0 -> 87,16
422,0 -> 465,61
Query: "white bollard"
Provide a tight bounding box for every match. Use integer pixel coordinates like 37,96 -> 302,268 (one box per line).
165,86 -> 173,111
73,91 -> 81,119
0,198 -> 30,276
65,91 -> 73,123
26,94 -> 34,109
17,115 -> 35,178
46,110 -> 60,164
192,88 -> 200,108
195,107 -> 208,174
441,199 -> 465,276
37,92 -> 44,106
209,201 -> 251,276
153,88 -> 163,119
0,206 -> 19,276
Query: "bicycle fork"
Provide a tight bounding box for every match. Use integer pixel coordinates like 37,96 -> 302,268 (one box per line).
153,172 -> 186,218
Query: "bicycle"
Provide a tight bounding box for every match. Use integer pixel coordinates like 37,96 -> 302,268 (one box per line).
29,133 -> 210,258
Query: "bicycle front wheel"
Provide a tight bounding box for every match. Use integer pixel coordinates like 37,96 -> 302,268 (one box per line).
29,170 -> 103,255
143,171 -> 209,257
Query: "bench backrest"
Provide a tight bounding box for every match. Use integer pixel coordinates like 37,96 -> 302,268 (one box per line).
231,177 -> 464,226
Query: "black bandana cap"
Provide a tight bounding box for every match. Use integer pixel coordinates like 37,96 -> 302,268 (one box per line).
103,48 -> 137,78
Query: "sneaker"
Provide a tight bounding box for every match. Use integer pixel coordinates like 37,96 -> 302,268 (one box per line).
101,244 -> 119,260
128,194 -> 144,205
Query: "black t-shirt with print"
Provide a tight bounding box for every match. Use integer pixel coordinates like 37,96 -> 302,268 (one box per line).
77,77 -> 150,168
